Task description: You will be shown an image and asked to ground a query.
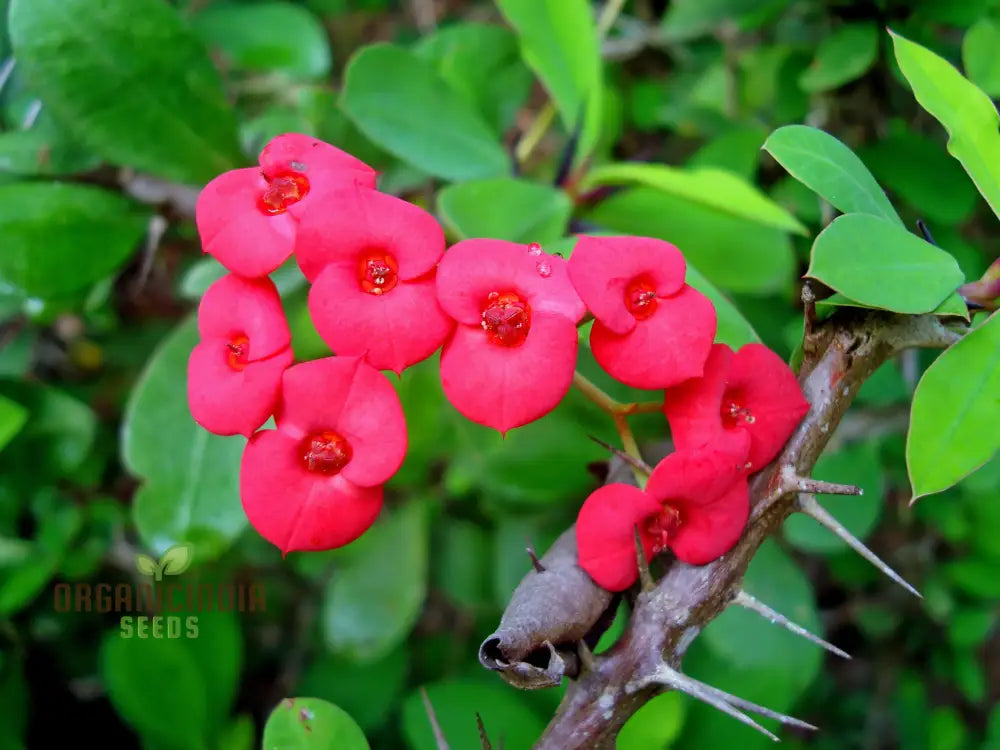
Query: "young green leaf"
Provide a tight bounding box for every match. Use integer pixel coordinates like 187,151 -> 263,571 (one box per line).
437,178 -> 572,244
763,125 -> 903,226
160,543 -> 194,577
806,214 -> 964,314
799,23 -> 879,93
582,162 -> 807,235
890,30 -> 1000,221
135,554 -> 157,577
340,44 -> 508,181
907,310 -> 1000,502
8,0 -> 243,184
263,698 -> 370,750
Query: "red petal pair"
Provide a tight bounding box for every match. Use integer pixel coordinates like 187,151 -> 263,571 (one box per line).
240,356 -> 407,555
576,432 -> 751,591
664,343 -> 811,472
435,239 -> 586,433
567,235 -> 717,390
187,274 -> 293,437
196,133 -> 377,278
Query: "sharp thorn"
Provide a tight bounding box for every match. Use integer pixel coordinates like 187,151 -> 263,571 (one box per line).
734,590 -> 851,660
420,687 -> 451,750
526,540 -> 545,573
634,525 -> 655,592
577,638 -> 596,672
782,468 -> 862,496
798,494 -> 922,598
587,435 -> 653,475
476,713 -> 493,750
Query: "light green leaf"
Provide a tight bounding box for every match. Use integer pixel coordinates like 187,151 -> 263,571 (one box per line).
340,44 -> 508,181
799,23 -> 878,93
263,698 -> 370,750
582,162 -> 807,235
135,553 -> 157,577
192,2 -> 331,79
617,693 -> 686,750
816,291 -> 970,322
437,178 -> 571,244
160,543 -> 194,577
907,310 -> 1000,501
763,124 -> 903,225
0,183 -> 149,298
963,18 -> 1000,97
0,396 -> 27,454
684,263 -> 761,348
806,214 -> 964,314
122,316 -> 247,559
890,29 -> 1000,221
9,0 -> 243,184
321,502 -> 429,662
495,0 -> 602,161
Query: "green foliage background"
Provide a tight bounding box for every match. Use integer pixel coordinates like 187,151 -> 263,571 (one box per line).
0,0 -> 999,748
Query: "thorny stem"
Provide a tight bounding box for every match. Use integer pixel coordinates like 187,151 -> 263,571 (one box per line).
573,371 -> 651,486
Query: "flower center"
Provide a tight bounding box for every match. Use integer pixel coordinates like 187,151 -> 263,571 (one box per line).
481,291 -> 531,347
644,504 -> 683,555
226,335 -> 250,371
721,395 -> 756,429
258,170 -> 310,215
625,275 -> 658,320
357,253 -> 399,296
300,431 -> 353,475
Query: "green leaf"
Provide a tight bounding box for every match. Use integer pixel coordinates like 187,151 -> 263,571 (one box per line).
684,264 -> 761,348
582,162 -> 806,235
122,316 -> 247,559
907,310 -> 1000,501
321,502 -> 429,662
340,43 -> 508,181
401,679 -> 546,750
135,553 -> 157,577
0,396 -> 27,453
9,0 -> 243,184
192,2 -> 331,79
890,29 -> 1000,221
783,441 -> 885,553
616,693 -> 686,750
0,182 -> 149,298
963,18 -> 1000,97
160,543 -> 194,576
763,124 -> 903,226
100,631 -> 209,750
263,698 -> 370,750
413,23 -> 533,136
799,23 -> 878,93
816,291 -> 970,322
584,187 -> 795,293
495,0 -> 602,161
806,214 -> 964,314
661,0 -> 792,40
437,178 -> 571,244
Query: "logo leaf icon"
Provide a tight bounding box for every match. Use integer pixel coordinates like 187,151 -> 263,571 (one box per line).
135,554 -> 157,577
159,544 -> 193,576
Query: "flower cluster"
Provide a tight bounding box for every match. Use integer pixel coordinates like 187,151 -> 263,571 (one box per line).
187,132 -> 809,567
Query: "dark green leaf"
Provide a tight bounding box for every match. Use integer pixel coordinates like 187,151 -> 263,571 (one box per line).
438,178 -> 571,244
9,0 -> 243,183
0,182 -> 148,298
263,698 -> 370,750
0,395 -> 27,453
763,124 -> 903,225
340,44 -> 508,181
799,23 -> 878,93
806,214 -> 964,314
907,310 -> 1000,500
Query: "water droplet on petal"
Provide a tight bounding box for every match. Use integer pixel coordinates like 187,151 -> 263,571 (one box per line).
527,242 -> 542,256
535,261 -> 552,278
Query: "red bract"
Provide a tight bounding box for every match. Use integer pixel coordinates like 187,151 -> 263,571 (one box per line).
240,356 -> 407,555
294,186 -> 453,374
187,274 -> 293,437
435,239 -> 586,433
663,343 -> 810,472
567,235 -> 717,389
196,133 -> 377,278
576,432 -> 751,591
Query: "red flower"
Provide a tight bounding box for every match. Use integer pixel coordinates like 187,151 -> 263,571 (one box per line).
576,432 -> 751,591
435,239 -> 586,433
567,235 -> 716,389
664,343 -> 810,472
196,133 -> 376,278
187,274 -> 293,437
240,356 -> 407,554
293,186 -> 453,374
